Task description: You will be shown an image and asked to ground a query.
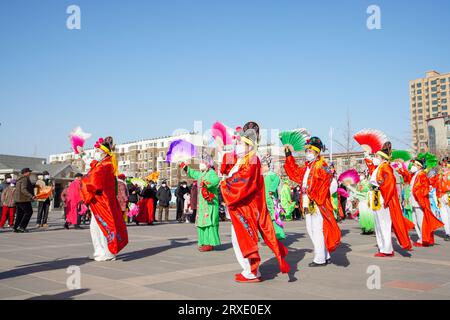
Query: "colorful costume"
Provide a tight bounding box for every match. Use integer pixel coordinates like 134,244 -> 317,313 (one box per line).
365,144 -> 414,256
187,166 -> 221,250
81,137 -> 128,261
280,180 -> 295,222
284,136 -> 341,266
65,178 -> 82,226
401,158 -> 444,247
261,160 -> 285,240
220,122 -> 289,282
348,179 -> 375,234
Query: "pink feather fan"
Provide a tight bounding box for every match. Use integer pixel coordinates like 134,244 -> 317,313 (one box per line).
338,169 -> 360,185
69,126 -> 91,154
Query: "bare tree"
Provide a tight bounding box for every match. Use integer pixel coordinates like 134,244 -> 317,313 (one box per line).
333,110 -> 357,169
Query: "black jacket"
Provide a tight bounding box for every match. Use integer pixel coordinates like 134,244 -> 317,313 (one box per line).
156,186 -> 172,207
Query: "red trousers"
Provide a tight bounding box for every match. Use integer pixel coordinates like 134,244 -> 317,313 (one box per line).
0,206 -> 15,227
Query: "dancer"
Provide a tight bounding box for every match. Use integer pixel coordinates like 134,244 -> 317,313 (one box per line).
399,155 -> 444,247
365,142 -> 414,257
347,173 -> 375,235
64,173 -> 83,230
220,121 -> 290,282
80,136 -> 128,261
261,156 -> 285,240
182,152 -> 221,252
280,179 -> 296,222
435,159 -> 450,241
284,136 -> 341,267
135,178 -> 156,226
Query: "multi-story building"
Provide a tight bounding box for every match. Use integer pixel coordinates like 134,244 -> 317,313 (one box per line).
427,115 -> 450,158
410,70 -> 450,153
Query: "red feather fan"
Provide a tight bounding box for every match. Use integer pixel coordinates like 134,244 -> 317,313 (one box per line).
353,129 -> 388,154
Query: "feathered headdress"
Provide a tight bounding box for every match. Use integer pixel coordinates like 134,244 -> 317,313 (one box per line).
354,129 -> 388,154
69,126 -> 91,154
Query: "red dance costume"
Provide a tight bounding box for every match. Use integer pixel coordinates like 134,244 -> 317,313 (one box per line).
81,157 -> 128,254
220,152 -> 290,279
368,159 -> 414,250
284,155 -> 341,253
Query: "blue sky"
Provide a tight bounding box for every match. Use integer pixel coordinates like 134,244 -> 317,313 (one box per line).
1,0 -> 450,157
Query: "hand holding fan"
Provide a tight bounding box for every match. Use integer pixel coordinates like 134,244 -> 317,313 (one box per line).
353,129 -> 387,154
69,126 -> 92,154
338,169 -> 360,185
166,139 -> 197,163
130,178 -> 147,189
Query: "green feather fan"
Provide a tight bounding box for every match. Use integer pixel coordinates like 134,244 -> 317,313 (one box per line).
391,150 -> 413,162
417,152 -> 438,169
279,130 -> 307,151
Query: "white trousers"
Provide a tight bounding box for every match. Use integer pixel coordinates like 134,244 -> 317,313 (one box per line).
440,196 -> 450,236
412,206 -> 424,244
373,207 -> 394,254
231,225 -> 260,279
90,216 -> 115,261
305,209 -> 330,264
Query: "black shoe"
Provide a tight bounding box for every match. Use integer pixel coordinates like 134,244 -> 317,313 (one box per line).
64,223 -> 69,230
326,259 -> 332,265
308,262 -> 327,267
74,225 -> 82,230
17,228 -> 28,233
444,235 -> 450,241
135,222 -> 140,226
13,228 -> 20,233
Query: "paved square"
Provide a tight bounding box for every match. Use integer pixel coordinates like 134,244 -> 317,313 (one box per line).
1,210 -> 450,300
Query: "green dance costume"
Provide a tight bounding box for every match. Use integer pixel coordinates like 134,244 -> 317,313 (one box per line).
264,171 -> 286,240
187,167 -> 221,247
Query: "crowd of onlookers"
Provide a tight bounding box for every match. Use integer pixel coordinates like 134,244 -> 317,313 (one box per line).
0,168 -> 54,233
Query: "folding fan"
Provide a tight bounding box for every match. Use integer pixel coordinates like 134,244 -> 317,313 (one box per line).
353,129 -> 388,154
166,139 -> 197,163
391,150 -> 413,162
211,121 -> 235,146
338,169 -> 360,185
279,129 -> 308,151
69,126 -> 91,154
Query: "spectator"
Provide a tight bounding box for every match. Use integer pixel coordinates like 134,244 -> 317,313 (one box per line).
189,181 -> 198,223
175,181 -> 190,222
60,185 -> 69,220
0,175 -> 10,208
13,168 -> 35,233
35,171 -> 54,228
0,176 -> 16,228
292,185 -> 302,220
64,173 -> 83,230
156,180 -> 171,222
117,174 -> 129,223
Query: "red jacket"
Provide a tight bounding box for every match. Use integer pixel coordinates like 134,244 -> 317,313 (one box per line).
284,155 -> 341,252
81,157 -> 128,254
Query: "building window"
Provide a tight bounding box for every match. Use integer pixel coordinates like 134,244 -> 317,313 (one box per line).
441,78 -> 446,83
443,99 -> 448,104
442,92 -> 447,96
417,83 -> 422,88
432,87 -> 437,92
432,100 -> 438,105
432,93 -> 438,98
431,80 -> 437,85
442,85 -> 447,90
442,105 -> 448,110
418,96 -> 422,101
417,89 -> 422,94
